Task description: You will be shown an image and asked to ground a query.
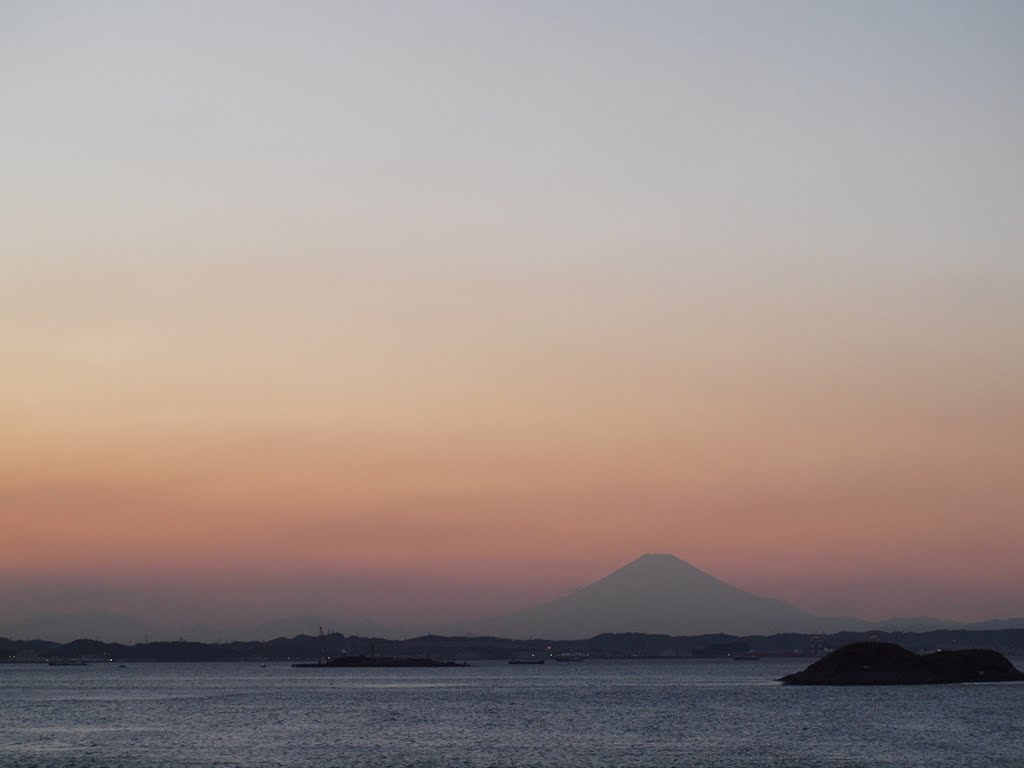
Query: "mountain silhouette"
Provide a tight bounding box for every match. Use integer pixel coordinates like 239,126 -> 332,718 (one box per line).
468,553 -> 838,639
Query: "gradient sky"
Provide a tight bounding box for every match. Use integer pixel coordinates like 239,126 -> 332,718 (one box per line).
2,1 -> 1023,631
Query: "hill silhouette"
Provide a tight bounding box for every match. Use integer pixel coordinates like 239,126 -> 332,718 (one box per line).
468,554 -> 837,639
780,641 -> 1024,685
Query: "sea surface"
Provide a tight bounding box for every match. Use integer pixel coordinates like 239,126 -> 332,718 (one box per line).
1,658 -> 1022,767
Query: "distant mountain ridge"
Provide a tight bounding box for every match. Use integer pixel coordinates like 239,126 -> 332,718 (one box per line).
4,555 -> 1023,642
0,611 -> 409,645
466,553 -> 851,639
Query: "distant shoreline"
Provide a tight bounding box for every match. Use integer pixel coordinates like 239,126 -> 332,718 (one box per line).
5,627 -> 1024,664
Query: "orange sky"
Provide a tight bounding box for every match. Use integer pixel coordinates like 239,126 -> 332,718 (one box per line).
3,255 -> 1022,625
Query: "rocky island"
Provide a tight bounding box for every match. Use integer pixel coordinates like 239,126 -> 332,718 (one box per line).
780,641 -> 1024,685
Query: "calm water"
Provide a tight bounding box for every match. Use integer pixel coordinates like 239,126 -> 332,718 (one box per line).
1,658 -> 1022,767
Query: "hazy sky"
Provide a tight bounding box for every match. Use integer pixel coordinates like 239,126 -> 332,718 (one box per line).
2,1 -> 1023,630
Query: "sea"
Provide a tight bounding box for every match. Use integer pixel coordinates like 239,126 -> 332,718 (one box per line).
1,658 -> 1022,768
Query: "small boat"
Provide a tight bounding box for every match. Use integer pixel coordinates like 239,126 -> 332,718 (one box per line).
554,654 -> 586,662
509,657 -> 545,665
732,651 -> 758,661
48,658 -> 88,666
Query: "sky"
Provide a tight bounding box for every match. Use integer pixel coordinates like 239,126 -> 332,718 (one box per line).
2,1 -> 1023,633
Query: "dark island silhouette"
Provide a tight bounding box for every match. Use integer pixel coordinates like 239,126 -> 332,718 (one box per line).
780,641 -> 1024,685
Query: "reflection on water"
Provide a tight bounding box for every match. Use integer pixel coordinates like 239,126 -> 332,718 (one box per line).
1,659 -> 1022,767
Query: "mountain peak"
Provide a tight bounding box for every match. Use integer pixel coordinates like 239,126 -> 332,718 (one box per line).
472,553 -> 824,639
615,553 -> 708,577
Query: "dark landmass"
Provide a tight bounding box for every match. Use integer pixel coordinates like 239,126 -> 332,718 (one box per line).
780,641 -> 1024,685
292,655 -> 466,668
4,628 -> 1024,664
